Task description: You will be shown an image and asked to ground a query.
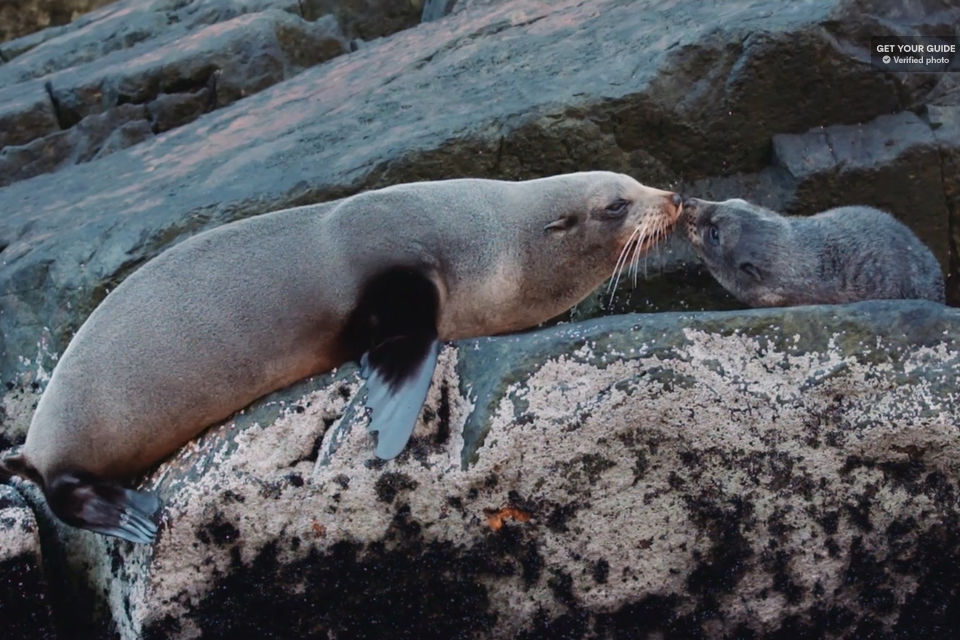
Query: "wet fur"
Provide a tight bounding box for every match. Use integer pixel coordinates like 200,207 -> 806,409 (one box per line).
683,198 -> 945,307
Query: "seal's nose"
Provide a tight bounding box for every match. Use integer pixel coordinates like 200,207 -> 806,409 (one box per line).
671,193 -> 683,207
683,197 -> 698,208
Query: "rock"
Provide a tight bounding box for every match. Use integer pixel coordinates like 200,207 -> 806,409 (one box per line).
299,0 -> 424,40
430,0 -> 501,19
0,0 -> 416,85
94,119 -> 154,158
0,483 -> 55,640
0,2 -> 308,84
928,105 -> 960,307
0,82 -> 59,149
0,0 -> 117,43
0,103 -> 152,187
0,0 -> 426,180
421,0 -> 457,22
147,89 -> 215,135
2,0 -> 959,401
37,300 -> 960,638
0,9 -> 348,185
44,10 -> 346,124
0,384 -> 38,449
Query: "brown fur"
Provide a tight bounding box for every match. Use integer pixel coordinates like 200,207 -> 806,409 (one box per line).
4,172 -> 680,540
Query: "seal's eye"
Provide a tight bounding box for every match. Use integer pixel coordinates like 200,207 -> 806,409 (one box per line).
706,225 -> 720,246
604,198 -> 631,218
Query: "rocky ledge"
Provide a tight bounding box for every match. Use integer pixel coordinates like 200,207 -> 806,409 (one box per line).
6,300 -> 958,638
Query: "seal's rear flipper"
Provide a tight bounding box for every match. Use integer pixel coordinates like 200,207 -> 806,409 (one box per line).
362,334 -> 440,459
48,472 -> 160,544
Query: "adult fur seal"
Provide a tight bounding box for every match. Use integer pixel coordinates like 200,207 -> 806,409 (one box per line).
0,172 -> 681,543
681,197 -> 944,307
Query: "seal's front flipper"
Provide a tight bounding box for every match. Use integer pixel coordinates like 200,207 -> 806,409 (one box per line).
362,334 -> 440,459
48,472 -> 160,544
342,267 -> 442,459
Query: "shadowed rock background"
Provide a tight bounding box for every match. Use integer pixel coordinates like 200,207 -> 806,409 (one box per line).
0,0 -> 959,638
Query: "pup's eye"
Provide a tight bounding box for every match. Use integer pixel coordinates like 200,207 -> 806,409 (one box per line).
707,225 -> 720,245
604,198 -> 631,217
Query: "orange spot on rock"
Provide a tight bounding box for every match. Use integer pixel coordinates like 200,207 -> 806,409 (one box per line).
484,507 -> 531,532
311,520 -> 326,537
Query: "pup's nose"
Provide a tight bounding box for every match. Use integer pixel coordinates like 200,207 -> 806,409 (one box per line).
683,197 -> 698,208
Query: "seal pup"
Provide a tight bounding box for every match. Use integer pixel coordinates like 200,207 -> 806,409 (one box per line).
681,197 -> 944,307
0,172 -> 681,543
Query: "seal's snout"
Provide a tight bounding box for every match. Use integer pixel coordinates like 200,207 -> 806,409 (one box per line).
679,197 -> 701,244
677,197 -> 698,223
663,192 -> 683,222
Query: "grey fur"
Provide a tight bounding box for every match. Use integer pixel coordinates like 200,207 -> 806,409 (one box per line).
6,172 -> 679,540
682,198 -> 944,307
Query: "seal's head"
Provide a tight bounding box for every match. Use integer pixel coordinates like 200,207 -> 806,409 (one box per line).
534,171 -> 682,291
681,197 -> 790,306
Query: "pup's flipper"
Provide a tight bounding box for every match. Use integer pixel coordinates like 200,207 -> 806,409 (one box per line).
362,334 -> 440,459
48,472 -> 160,544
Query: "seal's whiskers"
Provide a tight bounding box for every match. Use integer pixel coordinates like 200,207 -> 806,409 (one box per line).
610,228 -> 638,288
629,214 -> 658,285
630,213 -> 662,285
607,223 -> 645,306
630,213 -> 671,285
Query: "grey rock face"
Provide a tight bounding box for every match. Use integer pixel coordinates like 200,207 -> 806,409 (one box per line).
0,83 -> 59,149
0,0 -> 426,187
0,0 -> 117,43
0,8 -> 349,187
28,300 -> 960,638
421,0 -> 457,22
928,105 -> 960,304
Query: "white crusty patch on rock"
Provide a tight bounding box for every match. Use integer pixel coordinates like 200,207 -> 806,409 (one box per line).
2,332 -> 59,444
457,327 -> 959,637
0,386 -> 40,445
0,500 -> 41,562
131,374 -> 363,638
101,347 -> 475,638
